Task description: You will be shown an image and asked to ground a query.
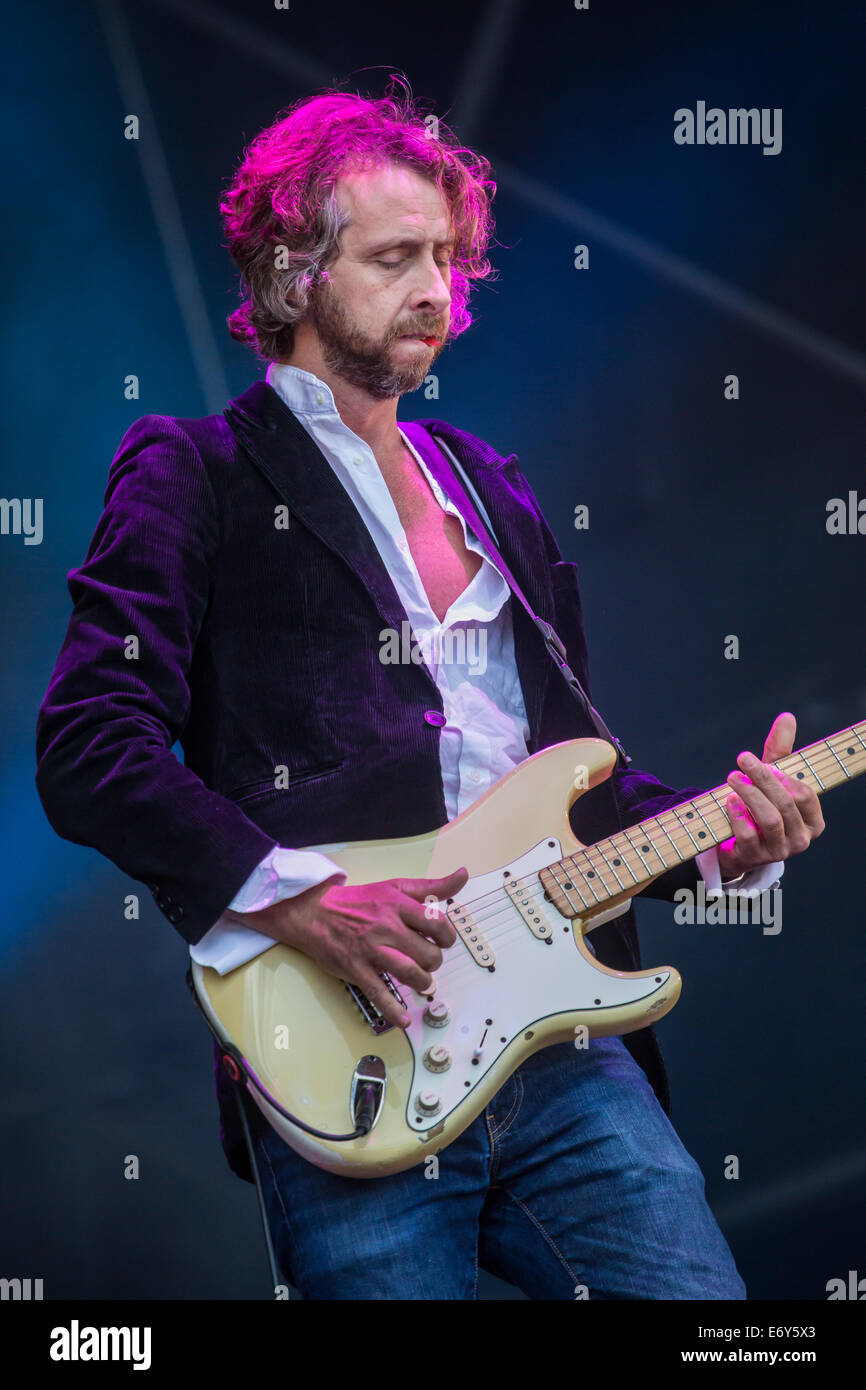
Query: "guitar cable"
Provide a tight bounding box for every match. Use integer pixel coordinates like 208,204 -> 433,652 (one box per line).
185,968 -> 378,1141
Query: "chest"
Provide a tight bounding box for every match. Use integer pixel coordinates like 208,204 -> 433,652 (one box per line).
381,456 -> 483,623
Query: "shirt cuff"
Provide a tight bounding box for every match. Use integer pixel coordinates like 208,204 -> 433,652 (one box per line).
189,847 -> 346,975
696,845 -> 785,896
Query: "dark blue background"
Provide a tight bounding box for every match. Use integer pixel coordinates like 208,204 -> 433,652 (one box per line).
2,0 -> 864,1299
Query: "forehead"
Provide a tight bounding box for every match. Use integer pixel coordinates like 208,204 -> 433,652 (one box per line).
334,162 -> 451,243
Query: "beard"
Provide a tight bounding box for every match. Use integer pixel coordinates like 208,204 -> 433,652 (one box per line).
308,276 -> 445,400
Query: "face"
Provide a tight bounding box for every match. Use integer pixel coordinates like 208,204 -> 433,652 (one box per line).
307,162 -> 453,400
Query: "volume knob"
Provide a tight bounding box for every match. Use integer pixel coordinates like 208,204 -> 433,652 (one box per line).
424,1043 -> 452,1073
416,1089 -> 441,1115
423,999 -> 450,1027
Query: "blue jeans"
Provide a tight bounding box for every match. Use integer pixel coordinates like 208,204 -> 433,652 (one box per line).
252,1035 -> 746,1300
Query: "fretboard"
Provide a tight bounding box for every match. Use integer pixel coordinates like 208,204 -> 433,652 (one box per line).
539,720 -> 866,917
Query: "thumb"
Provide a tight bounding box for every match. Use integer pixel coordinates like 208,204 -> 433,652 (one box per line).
762,711 -> 796,763
399,865 -> 469,900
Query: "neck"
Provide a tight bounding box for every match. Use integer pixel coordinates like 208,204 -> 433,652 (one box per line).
539,720 -> 866,919
279,346 -> 403,458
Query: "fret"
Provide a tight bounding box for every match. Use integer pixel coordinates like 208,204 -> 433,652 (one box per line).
595,841 -> 627,891
622,825 -> 668,873
605,838 -> 641,884
798,750 -> 825,790
845,728 -> 866,761
604,831 -> 645,882
785,751 -> 817,787
538,722 -> 866,922
670,804 -> 702,853
574,851 -> 603,903
706,789 -> 733,825
825,740 -> 851,778
649,813 -> 685,861
682,797 -> 716,845
578,845 -> 616,898
553,850 -> 592,906
553,860 -> 591,911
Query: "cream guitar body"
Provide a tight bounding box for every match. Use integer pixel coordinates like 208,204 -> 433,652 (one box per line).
190,723 -> 865,1178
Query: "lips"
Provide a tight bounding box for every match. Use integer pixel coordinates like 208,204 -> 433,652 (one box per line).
401,333 -> 440,346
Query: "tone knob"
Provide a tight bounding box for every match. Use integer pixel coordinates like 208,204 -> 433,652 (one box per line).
423,1043 -> 452,1073
416,1089 -> 441,1115
423,1000 -> 450,1027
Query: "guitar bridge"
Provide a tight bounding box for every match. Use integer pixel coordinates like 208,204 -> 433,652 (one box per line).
345,975 -> 406,1034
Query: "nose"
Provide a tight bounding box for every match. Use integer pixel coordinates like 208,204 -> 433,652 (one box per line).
410,252 -> 451,318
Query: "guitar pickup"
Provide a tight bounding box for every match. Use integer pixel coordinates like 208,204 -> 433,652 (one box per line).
345,975 -> 406,1034
446,902 -> 495,967
504,876 -> 552,939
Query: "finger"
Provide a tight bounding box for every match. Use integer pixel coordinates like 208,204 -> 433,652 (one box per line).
724,792 -> 762,864
760,710 -> 796,763
395,892 -> 458,947
350,966 -> 411,1030
731,756 -> 813,851
396,866 -> 470,902
374,945 -> 438,997
796,787 -> 825,836
393,868 -> 467,946
774,768 -> 826,836
367,913 -> 446,969
725,775 -> 787,858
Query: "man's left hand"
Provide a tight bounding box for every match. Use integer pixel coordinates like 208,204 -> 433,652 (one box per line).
717,711 -> 825,881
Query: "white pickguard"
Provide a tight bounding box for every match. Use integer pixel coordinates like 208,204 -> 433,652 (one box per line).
399,837 -> 672,1135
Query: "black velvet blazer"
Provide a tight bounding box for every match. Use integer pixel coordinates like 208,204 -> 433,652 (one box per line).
35,379 -> 706,1182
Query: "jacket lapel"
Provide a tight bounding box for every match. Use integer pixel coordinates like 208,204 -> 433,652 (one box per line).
224,380 -> 556,748
225,380 -> 414,641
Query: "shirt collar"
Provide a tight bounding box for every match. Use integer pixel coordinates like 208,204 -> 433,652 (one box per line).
266,360 -> 339,416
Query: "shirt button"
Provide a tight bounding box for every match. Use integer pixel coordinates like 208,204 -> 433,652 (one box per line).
354,455 -> 365,466
470,769 -> 482,783
316,392 -> 324,404
424,710 -> 446,726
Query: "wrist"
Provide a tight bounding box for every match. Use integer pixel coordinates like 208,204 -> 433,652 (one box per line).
717,845 -> 745,885
227,874 -> 341,946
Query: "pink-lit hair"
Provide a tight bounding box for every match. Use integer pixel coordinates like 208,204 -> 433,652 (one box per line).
220,77 -> 498,361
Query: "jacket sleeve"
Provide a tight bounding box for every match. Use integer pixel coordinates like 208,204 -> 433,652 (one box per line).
515,458 -> 708,903
34,414 -> 280,945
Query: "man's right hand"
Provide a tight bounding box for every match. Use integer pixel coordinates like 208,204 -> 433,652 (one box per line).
225,866 -> 469,1030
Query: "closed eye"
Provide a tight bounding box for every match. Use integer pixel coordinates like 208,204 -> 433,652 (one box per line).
377,257 -> 452,269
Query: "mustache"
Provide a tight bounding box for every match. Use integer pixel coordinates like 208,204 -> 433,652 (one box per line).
395,324 -> 443,336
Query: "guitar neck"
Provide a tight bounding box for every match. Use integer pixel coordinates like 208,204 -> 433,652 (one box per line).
540,720 -> 866,916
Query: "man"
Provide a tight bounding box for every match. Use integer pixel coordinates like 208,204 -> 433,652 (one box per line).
35,85 -> 824,1300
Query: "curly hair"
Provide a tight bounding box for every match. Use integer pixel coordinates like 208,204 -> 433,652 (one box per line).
219,76 -> 498,362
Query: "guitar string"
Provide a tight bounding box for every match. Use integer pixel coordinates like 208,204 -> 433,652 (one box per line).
389,734 -> 866,1000
445,738 -> 864,929
369,737 -> 865,991
402,743 -> 864,989
427,737 -> 865,933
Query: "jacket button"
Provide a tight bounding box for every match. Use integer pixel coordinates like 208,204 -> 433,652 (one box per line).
424,709 -> 446,726
167,906 -> 183,924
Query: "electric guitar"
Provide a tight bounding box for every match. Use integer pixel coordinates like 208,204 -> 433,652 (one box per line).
190,722 -> 865,1178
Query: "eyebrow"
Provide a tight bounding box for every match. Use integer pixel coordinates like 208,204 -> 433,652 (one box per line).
365,236 -> 455,255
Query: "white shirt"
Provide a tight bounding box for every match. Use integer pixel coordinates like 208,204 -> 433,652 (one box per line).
190,364 -> 781,973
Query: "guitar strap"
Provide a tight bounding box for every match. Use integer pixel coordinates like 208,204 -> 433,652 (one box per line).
399,420 -> 632,770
